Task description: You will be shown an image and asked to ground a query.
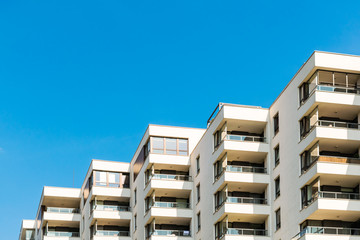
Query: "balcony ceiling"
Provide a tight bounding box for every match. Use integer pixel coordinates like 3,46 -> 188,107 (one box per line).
152,189 -> 191,198
226,120 -> 266,134
319,139 -> 360,153
318,103 -> 360,120
308,208 -> 360,222
45,220 -> 80,228
226,182 -> 267,193
226,213 -> 267,223
42,196 -> 80,208
226,150 -> 267,163
318,174 -> 360,187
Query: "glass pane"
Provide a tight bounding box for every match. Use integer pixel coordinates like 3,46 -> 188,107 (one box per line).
152,137 -> 164,150
108,172 -> 120,183
96,171 -> 107,185
179,139 -> 188,152
166,138 -> 177,150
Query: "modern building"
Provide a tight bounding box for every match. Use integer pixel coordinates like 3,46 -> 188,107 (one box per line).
19,51 -> 360,240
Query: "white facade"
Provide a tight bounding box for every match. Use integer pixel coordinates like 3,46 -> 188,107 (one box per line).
20,51 -> 360,240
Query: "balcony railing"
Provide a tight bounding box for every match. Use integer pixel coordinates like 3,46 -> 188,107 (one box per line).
95,230 -> 130,236
318,191 -> 360,200
315,120 -> 360,129
153,201 -> 190,208
225,134 -> 266,143
151,174 -> 192,181
317,84 -> 360,95
302,155 -> 360,173
226,228 -> 267,236
226,165 -> 267,174
46,207 -> 80,214
94,205 -> 130,211
226,196 -> 267,204
45,231 -> 80,237
151,229 -> 191,236
293,226 -> 360,239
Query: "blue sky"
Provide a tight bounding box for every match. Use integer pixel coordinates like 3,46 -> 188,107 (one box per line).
1,0 -> 360,238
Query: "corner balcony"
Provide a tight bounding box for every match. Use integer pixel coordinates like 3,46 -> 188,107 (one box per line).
300,183 -> 360,223
43,207 -> 81,222
299,70 -> 360,115
92,230 -> 131,240
221,229 -> 269,240
213,162 -> 269,192
43,231 -> 80,240
90,204 -> 132,224
144,190 -> 192,225
212,119 -> 268,161
293,226 -> 360,240
144,173 -> 192,196
300,140 -> 360,185
146,220 -> 192,240
215,218 -> 269,240
214,184 -> 269,223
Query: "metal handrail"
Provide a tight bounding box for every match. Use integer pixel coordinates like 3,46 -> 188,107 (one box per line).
95,230 -> 130,236
226,228 -> 267,236
45,231 -> 80,237
94,205 -> 131,211
225,134 -> 266,143
46,207 -> 80,214
318,191 -> 360,200
151,174 -> 192,181
226,165 -> 267,173
293,226 -> 360,239
151,229 -> 191,236
226,196 -> 267,204
317,84 -> 360,94
153,201 -> 190,208
314,120 -> 360,129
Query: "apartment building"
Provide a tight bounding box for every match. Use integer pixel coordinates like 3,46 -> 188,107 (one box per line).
19,51 -> 360,240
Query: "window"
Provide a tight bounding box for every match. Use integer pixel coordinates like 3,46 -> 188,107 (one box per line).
150,137 -> 188,155
94,171 -> 129,188
196,184 -> 200,203
197,212 -> 201,231
275,208 -> 281,230
274,145 -> 280,167
134,188 -> 137,205
134,214 -> 137,231
196,155 -> 200,174
273,113 -> 279,135
299,82 -> 309,105
275,176 -> 280,198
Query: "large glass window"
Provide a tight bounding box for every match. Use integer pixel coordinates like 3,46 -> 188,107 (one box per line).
96,171 -> 107,187
166,138 -> 177,155
150,137 -> 188,156
94,171 -> 129,188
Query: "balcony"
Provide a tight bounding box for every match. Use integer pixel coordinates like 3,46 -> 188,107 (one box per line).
299,70 -> 360,110
300,140 -> 360,182
214,185 -> 269,223
43,230 -> 80,240
213,119 -> 268,157
92,226 -> 131,240
214,155 -> 269,191
300,177 -> 360,222
293,225 -> 360,240
90,200 -> 132,224
146,220 -> 191,240
144,171 -> 193,196
144,190 -> 192,224
215,218 -> 269,240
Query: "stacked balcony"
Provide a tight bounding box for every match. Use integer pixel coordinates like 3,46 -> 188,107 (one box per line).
215,216 -> 269,240
37,187 -> 81,240
146,218 -> 192,240
84,170 -> 131,240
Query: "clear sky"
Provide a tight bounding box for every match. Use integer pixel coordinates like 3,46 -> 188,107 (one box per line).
1,0 -> 360,238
